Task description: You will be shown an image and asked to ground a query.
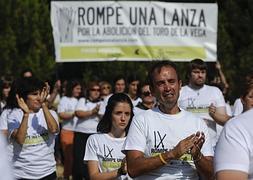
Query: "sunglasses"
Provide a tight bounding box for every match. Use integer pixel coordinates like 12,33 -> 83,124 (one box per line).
142,91 -> 151,97
102,86 -> 111,90
90,88 -> 100,92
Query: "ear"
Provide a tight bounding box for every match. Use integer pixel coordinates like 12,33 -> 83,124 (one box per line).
179,80 -> 182,90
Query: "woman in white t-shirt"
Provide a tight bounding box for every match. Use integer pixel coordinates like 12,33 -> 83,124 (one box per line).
8,77 -> 59,180
57,79 -> 82,179
73,81 -> 102,180
84,93 -> 134,180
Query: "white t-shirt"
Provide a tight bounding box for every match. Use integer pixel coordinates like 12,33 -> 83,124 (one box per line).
84,133 -> 129,180
131,97 -> 142,107
75,98 -> 101,133
215,109 -> 253,179
123,108 -> 213,180
0,108 -> 12,131
233,98 -> 243,116
0,133 -> 14,180
133,106 -> 146,116
98,94 -> 112,116
178,85 -> 226,149
216,103 -> 232,140
0,108 -> 20,161
8,108 -> 59,179
57,96 -> 78,131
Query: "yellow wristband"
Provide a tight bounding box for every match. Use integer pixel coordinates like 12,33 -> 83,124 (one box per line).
158,153 -> 167,165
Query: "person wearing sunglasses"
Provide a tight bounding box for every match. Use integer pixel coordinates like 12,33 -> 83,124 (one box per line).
99,81 -> 112,101
134,82 -> 155,115
73,81 -> 101,180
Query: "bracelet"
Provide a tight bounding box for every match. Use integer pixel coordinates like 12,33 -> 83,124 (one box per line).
158,153 -> 167,165
193,153 -> 203,163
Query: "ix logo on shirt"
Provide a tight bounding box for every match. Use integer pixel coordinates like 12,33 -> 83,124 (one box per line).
103,144 -> 113,159
151,131 -> 168,155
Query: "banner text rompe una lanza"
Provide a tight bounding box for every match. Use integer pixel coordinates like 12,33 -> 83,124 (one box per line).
78,6 -> 206,27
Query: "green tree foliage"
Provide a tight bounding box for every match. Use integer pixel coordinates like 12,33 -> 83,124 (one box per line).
0,0 -> 55,80
217,0 -> 253,101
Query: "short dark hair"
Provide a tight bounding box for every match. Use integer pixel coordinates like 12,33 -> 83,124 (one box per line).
187,59 -> 207,78
148,60 -> 180,88
97,93 -> 134,135
127,74 -> 139,84
113,75 -> 126,93
16,77 -> 44,102
113,75 -> 125,85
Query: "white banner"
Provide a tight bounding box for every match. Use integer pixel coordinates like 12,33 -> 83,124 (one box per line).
51,1 -> 217,62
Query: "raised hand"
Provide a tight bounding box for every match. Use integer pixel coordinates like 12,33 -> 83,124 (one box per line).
16,94 -> 29,114
91,104 -> 100,115
215,61 -> 221,70
209,103 -> 216,118
171,134 -> 196,159
40,82 -> 50,103
190,131 -> 205,160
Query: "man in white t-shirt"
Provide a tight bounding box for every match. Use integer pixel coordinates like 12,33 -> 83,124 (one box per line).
178,59 -> 230,149
127,74 -> 142,107
215,108 -> 253,180
123,61 -> 214,179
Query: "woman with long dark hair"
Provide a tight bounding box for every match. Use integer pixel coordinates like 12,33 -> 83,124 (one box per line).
84,93 -> 133,180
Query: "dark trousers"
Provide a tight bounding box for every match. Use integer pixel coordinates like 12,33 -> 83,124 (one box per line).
72,132 -> 92,180
18,172 -> 56,180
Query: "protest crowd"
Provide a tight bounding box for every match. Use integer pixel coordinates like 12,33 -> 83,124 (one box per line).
0,59 -> 253,180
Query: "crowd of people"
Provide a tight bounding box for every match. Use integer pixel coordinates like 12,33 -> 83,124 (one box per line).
0,59 -> 252,180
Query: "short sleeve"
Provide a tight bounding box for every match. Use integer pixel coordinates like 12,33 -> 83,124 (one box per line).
233,99 -> 243,116
215,122 -> 249,173
7,111 -> 22,135
214,87 -> 226,108
84,135 -> 99,161
0,110 -> 8,130
49,110 -> 59,126
57,97 -> 67,113
123,114 -> 147,153
75,98 -> 86,111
